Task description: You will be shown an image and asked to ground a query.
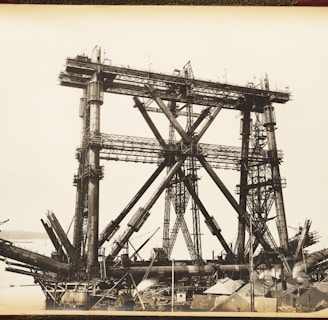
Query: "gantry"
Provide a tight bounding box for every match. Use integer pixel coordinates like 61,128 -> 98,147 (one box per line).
56,49 -> 291,277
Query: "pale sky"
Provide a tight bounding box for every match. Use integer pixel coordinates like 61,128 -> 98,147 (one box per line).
0,6 -> 328,260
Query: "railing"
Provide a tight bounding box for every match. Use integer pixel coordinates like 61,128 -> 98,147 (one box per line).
86,133 -> 284,171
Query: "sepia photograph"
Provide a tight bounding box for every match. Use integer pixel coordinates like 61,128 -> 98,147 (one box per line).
0,4 -> 328,317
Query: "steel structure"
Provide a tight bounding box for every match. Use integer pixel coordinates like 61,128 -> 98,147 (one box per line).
5,49 -> 327,311
59,49 -> 292,271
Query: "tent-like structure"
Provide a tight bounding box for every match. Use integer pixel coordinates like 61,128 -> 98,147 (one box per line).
272,286 -> 295,306
314,281 -> 328,294
315,299 -> 328,311
237,278 -> 271,297
296,287 -> 328,309
204,277 -> 244,295
190,294 -> 227,310
275,286 -> 328,311
212,292 -> 250,312
254,297 -> 277,312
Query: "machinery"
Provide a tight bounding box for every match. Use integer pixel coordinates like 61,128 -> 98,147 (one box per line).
0,48 -> 325,311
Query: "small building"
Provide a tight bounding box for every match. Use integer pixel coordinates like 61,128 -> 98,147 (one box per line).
176,290 -> 187,303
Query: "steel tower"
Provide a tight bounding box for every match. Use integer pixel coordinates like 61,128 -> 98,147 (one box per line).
3,49 -> 328,312
58,49 -> 291,276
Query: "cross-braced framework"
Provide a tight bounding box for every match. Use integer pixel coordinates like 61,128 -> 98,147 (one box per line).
57,49 -> 293,276
3,48 -> 328,311
4,50 -> 328,310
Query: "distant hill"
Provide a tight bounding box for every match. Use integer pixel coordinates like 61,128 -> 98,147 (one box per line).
0,230 -> 47,240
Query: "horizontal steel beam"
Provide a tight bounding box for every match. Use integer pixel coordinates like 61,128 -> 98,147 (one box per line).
87,133 -> 283,170
0,238 -> 70,274
106,263 -> 217,281
59,56 -> 290,111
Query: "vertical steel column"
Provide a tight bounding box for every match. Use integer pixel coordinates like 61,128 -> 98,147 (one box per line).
86,71 -> 103,276
235,105 -> 251,262
263,104 -> 289,251
163,101 -> 176,257
73,88 -> 87,256
189,157 -> 202,261
73,178 -> 83,256
163,186 -> 171,257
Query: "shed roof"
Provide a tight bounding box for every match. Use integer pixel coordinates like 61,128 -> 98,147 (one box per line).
212,292 -> 250,312
204,277 -> 244,295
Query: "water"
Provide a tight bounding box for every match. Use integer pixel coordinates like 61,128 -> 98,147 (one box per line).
0,238 -> 52,312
